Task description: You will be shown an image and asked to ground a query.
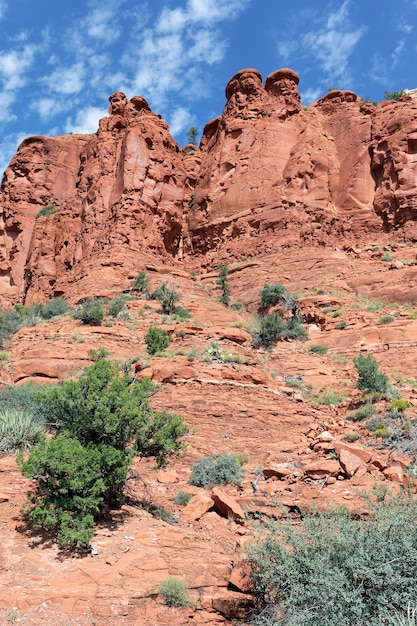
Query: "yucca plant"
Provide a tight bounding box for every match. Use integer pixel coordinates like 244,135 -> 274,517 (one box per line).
0,409 -> 44,453
388,604 -> 417,626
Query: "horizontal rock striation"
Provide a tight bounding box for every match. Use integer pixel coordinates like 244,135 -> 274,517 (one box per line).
1,69 -> 417,303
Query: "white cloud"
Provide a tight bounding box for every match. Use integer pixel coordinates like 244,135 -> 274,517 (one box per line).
0,0 -> 7,19
43,62 -> 85,95
0,45 -> 36,90
168,106 -> 192,137
125,0 -> 250,112
32,97 -> 67,121
300,87 -> 322,104
64,105 -> 107,134
392,39 -> 405,67
301,3 -> 367,82
0,91 -> 16,123
0,131 -> 28,178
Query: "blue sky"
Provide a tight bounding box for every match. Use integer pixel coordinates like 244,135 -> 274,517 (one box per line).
0,0 -> 416,176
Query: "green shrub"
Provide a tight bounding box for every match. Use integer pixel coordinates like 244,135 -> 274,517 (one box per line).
20,433 -> 106,547
19,359 -> 188,548
0,305 -> 44,347
152,281 -> 180,314
259,283 -> 287,308
36,204 -> 56,218
389,399 -> 411,412
190,453 -> 244,488
310,390 -> 346,406
173,491 -> 193,506
336,321 -> 347,330
172,305 -> 192,320
350,403 -> 375,421
158,577 -> 193,607
0,383 -> 44,422
308,344 -> 328,355
89,346 -> 110,361
0,409 -> 44,453
217,264 -> 230,306
40,297 -> 69,319
379,315 -> 395,324
384,89 -> 405,100
255,313 -> 286,347
381,251 -> 393,262
131,271 -> 150,298
73,301 -> 104,326
374,426 -> 389,438
344,432 -> 360,443
107,294 -> 130,318
144,326 -> 171,355
353,353 -> 389,395
248,493 -> 417,626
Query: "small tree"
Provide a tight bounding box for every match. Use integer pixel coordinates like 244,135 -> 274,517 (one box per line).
384,89 -> 405,101
353,353 -> 389,395
73,301 -> 104,326
186,127 -> 199,145
131,271 -> 150,299
20,359 -> 188,548
145,325 -> 171,355
152,281 -> 180,314
217,264 -> 230,307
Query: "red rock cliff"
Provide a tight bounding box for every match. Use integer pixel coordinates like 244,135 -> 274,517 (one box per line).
1,68 -> 417,304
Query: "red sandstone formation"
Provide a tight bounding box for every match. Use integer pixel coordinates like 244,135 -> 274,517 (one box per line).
1,68 -> 417,304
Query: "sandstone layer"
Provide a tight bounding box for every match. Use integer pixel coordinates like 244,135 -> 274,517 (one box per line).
1,69 -> 417,304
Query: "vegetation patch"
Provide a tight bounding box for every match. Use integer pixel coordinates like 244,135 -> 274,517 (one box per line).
190,453 -> 244,488
158,577 -> 193,607
19,359 -> 188,549
248,492 -> 417,626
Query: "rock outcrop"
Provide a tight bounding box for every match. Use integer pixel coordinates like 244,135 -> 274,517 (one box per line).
1,69 -> 417,305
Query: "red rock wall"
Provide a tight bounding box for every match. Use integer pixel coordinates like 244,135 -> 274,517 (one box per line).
1,70 -> 417,304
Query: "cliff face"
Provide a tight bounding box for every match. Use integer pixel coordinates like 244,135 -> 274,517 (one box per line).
1,68 -> 417,303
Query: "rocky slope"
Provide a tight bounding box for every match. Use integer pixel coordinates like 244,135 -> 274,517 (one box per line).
1,69 -> 417,624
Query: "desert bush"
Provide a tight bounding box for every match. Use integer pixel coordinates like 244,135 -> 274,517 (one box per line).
217,264 -> 230,307
158,577 -> 193,607
384,89 -> 405,100
0,383 -> 44,422
389,399 -> 411,413
19,359 -> 188,548
310,390 -> 346,406
308,344 -> 328,355
20,433 -> 106,547
107,294 -> 130,318
190,453 -> 244,488
36,204 -> 56,218
379,315 -> 395,324
0,305 -> 43,346
89,346 -> 110,361
349,403 -> 375,421
131,271 -> 150,298
248,492 -> 417,626
353,353 -> 389,395
0,409 -> 44,453
40,297 -> 69,319
172,305 -> 192,320
152,281 -> 181,314
259,283 -> 287,309
72,301 -> 104,326
173,491 -> 193,506
388,603 -> 417,626
145,325 -> 171,355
